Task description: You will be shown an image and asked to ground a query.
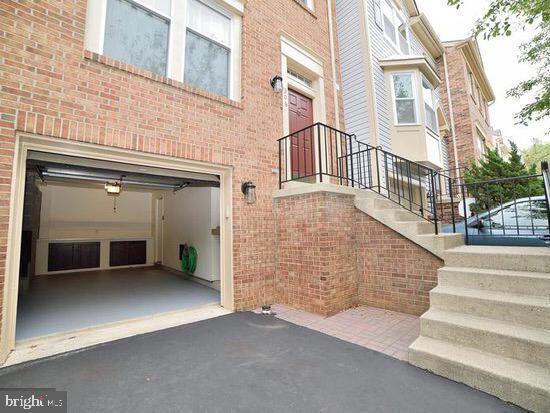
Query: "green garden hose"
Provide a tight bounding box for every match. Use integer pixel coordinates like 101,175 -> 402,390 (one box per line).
181,245 -> 198,274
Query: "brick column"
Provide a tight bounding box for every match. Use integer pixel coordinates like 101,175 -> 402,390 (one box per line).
274,191 -> 359,316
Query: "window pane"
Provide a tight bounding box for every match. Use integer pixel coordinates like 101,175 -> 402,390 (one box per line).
383,16 -> 396,43
425,104 -> 437,131
397,16 -> 408,53
393,74 -> 413,98
396,99 -> 416,124
187,0 -> 231,47
398,32 -> 408,53
422,80 -> 434,108
184,30 -> 229,97
104,0 -> 169,76
140,0 -> 171,15
374,0 -> 383,28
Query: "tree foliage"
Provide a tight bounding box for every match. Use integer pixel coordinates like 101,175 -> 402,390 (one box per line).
447,0 -> 550,126
463,142 -> 544,212
522,140 -> 550,171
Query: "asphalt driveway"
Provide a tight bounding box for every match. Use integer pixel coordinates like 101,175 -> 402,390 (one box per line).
0,312 -> 523,412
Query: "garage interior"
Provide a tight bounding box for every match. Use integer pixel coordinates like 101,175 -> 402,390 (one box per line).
16,151 -> 222,341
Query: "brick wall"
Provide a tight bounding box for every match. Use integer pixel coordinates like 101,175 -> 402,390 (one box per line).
0,0 -> 344,334
275,192 -> 358,316
355,212 -> 442,316
275,190 -> 443,316
437,44 -> 493,176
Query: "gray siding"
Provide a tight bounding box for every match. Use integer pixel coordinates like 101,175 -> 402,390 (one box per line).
335,0 -> 371,144
335,0 -> 446,168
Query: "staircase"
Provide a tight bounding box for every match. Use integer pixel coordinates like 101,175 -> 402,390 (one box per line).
409,246 -> 550,412
278,123 -> 550,411
354,189 -> 550,411
354,191 -> 463,259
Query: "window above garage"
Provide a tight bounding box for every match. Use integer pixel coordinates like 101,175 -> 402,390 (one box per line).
84,0 -> 243,101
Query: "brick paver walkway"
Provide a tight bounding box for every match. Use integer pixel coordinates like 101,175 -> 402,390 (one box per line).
256,305 -> 420,361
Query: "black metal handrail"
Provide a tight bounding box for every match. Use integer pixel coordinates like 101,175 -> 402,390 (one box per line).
278,123 -> 451,233
278,123 -> 549,244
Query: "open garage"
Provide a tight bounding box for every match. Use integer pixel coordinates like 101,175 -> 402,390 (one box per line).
14,148 -> 226,342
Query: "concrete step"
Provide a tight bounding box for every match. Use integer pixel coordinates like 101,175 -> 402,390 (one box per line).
416,233 -> 464,252
372,197 -> 403,211
409,336 -> 550,412
443,245 -> 550,273
438,266 -> 550,296
393,220 -> 435,235
354,193 -> 464,259
420,309 -> 550,369
378,208 -> 425,222
430,285 -> 550,330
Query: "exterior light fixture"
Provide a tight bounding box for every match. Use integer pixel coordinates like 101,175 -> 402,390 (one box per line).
105,181 -> 121,196
270,75 -> 283,93
241,181 -> 256,204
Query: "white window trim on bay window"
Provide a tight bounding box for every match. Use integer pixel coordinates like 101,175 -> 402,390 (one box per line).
390,71 -> 419,126
422,76 -> 439,133
84,0 -> 242,101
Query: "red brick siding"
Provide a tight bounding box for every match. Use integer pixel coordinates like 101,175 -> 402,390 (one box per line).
355,213 -> 442,316
275,191 -> 443,316
0,0 -> 345,332
275,192 -> 358,316
437,45 -> 493,175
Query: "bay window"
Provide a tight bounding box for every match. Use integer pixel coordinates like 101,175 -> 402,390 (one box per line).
103,0 -> 171,76
380,0 -> 409,54
391,73 -> 417,124
422,77 -> 438,132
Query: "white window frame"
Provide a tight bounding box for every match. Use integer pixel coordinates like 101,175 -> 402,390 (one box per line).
379,0 -> 410,54
182,0 -> 234,98
476,129 -> 487,156
84,0 -> 243,101
467,69 -> 475,97
390,71 -> 419,126
422,76 -> 439,133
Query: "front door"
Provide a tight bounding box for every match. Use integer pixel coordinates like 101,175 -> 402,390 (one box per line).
288,89 -> 314,178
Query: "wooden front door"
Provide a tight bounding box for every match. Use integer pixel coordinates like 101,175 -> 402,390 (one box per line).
288,89 -> 314,178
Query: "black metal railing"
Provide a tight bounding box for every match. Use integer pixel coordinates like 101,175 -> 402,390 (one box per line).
278,123 -> 550,246
278,123 -> 453,233
455,165 -> 550,246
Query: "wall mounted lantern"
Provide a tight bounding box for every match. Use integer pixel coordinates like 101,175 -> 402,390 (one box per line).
270,75 -> 283,93
241,181 -> 256,204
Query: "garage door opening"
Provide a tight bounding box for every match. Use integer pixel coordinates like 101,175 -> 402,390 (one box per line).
16,151 -> 223,342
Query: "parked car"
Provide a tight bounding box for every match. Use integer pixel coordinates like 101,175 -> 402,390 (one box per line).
443,196 -> 550,246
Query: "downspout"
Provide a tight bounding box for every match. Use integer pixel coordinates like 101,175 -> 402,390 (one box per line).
443,50 -> 460,181
326,0 -> 340,129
